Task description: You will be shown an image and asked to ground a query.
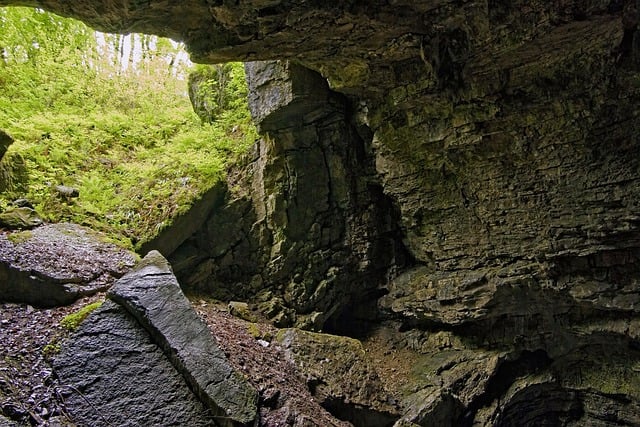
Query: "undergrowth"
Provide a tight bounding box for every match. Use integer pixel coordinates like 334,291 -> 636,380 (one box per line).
0,7 -> 258,249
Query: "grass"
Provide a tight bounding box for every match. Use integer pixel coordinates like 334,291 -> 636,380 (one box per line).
1,8 -> 257,250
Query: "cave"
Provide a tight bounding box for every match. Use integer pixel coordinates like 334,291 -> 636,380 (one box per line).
2,0 -> 640,425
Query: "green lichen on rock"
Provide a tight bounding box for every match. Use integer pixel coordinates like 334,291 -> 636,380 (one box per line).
60,301 -> 103,331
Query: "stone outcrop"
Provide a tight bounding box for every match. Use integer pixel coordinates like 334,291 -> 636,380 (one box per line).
277,328 -> 398,427
2,0 -> 640,424
107,250 -> 258,426
55,251 -> 258,426
0,223 -> 136,307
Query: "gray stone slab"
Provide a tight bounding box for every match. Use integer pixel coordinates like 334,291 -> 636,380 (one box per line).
0,223 -> 136,307
108,251 -> 257,426
53,301 -> 216,427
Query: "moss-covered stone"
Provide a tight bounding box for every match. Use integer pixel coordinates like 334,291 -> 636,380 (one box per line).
0,152 -> 28,195
276,328 -> 399,426
0,129 -> 12,161
0,207 -> 43,230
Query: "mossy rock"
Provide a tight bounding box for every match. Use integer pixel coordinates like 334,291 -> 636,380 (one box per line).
0,152 -> 28,194
0,207 -> 43,230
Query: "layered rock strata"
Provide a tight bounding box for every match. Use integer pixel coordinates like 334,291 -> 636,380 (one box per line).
2,0 -> 640,425
164,60 -> 407,332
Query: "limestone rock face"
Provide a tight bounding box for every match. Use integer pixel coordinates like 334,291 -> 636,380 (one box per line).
0,130 -> 27,195
165,60 -> 407,332
4,0 -> 640,424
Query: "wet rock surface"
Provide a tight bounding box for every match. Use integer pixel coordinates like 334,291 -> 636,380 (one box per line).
0,294 -> 105,426
165,60 -> 407,333
195,300 -> 355,427
0,223 -> 136,307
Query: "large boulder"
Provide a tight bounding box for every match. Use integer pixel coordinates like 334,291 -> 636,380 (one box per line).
107,250 -> 258,426
53,301 -> 219,427
55,251 -> 259,426
0,223 -> 136,307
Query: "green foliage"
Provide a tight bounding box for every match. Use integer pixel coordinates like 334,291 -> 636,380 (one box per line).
60,301 -> 103,331
0,7 -> 258,249
188,63 -> 249,124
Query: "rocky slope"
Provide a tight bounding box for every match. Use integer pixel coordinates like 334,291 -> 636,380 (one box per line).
1,0 -> 640,425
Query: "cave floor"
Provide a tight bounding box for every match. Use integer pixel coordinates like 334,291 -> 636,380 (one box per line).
0,294 -> 410,426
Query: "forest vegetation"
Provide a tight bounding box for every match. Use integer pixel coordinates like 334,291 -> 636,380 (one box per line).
0,7 -> 257,249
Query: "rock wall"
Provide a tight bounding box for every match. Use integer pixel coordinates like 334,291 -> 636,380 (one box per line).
2,0 -> 640,425
167,61 -> 408,332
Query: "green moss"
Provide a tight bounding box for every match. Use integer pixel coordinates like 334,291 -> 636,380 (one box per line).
7,230 -> 33,244
42,341 -> 61,359
246,323 -> 261,339
60,301 -> 102,331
